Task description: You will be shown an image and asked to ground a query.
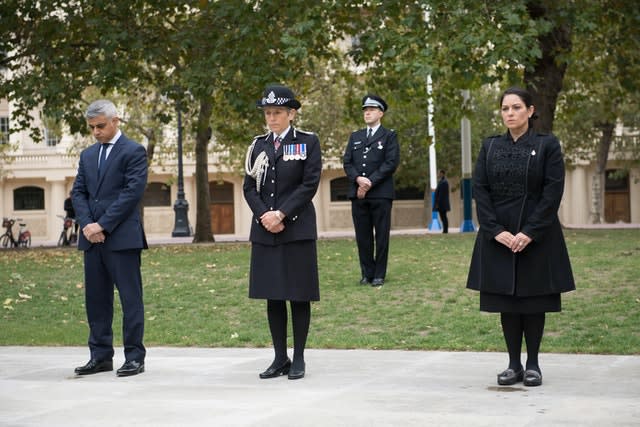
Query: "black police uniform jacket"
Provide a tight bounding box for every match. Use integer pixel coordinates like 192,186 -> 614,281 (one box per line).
343,125 -> 400,199
243,128 -> 322,245
466,129 -> 576,297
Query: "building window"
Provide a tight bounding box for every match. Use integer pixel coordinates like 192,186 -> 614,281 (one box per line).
143,182 -> 171,207
330,177 -> 350,202
605,169 -> 629,192
0,116 -> 8,144
14,186 -> 45,210
45,127 -> 61,147
210,181 -> 234,203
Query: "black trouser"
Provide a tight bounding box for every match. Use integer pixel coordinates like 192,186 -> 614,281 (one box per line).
438,209 -> 449,233
351,198 -> 393,279
84,246 -> 145,363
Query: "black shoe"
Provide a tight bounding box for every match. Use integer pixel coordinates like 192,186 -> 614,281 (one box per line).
371,278 -> 384,287
497,367 -> 524,385
259,359 -> 291,379
75,359 -> 113,375
523,369 -> 542,386
288,360 -> 305,380
116,360 -> 145,377
359,277 -> 372,285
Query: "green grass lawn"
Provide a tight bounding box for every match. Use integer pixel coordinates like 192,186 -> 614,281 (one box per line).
1,229 -> 639,354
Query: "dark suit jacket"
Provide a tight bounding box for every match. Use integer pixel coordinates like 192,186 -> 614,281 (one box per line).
434,177 -> 450,211
72,133 -> 148,251
343,125 -> 399,199
243,128 -> 322,246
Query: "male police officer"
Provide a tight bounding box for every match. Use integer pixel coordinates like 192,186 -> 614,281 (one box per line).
343,94 -> 400,287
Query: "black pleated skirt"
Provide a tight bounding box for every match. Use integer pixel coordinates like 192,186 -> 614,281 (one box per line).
480,292 -> 561,313
249,240 -> 320,301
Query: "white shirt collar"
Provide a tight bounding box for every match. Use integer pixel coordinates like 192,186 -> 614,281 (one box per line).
104,129 -> 121,145
274,126 -> 291,141
368,124 -> 381,135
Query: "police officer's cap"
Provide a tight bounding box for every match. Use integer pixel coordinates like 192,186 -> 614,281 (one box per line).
361,94 -> 387,112
257,84 -> 301,110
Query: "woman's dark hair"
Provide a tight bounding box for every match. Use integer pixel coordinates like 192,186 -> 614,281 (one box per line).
500,86 -> 538,126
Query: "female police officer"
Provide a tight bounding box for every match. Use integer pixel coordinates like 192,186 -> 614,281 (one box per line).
244,84 -> 322,380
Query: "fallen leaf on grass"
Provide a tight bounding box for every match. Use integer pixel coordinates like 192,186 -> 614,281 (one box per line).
18,293 -> 32,300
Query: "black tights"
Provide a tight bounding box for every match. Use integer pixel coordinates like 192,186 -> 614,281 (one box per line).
500,312 -> 545,373
267,300 -> 310,367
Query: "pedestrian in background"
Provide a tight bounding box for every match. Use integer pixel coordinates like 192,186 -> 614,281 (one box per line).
434,169 -> 450,233
244,84 -> 322,380
466,87 -> 575,387
343,94 -> 400,287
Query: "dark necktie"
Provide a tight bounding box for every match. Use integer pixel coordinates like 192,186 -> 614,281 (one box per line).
274,136 -> 282,150
367,128 -> 372,140
98,143 -> 110,177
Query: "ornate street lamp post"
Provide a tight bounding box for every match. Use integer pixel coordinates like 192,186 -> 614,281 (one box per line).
172,98 -> 191,237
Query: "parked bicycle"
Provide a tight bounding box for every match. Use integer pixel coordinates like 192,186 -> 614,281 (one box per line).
1,218 -> 31,248
57,215 -> 78,246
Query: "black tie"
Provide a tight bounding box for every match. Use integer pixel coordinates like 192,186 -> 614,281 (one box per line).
98,143 -> 110,177
367,128 -> 372,140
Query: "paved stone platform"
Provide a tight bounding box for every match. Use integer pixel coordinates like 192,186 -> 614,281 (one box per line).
1,347 -> 638,426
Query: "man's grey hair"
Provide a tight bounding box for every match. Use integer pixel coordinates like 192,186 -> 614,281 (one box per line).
85,99 -> 119,119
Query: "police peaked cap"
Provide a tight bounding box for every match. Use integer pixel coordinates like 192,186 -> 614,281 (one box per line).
257,85 -> 301,110
361,94 -> 387,112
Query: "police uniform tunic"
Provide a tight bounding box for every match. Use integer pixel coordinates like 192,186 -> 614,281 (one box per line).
466,129 -> 575,313
243,128 -> 322,301
343,125 -> 400,280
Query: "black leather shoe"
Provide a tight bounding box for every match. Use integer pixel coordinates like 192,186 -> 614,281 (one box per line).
116,360 -> 145,377
497,367 -> 524,385
359,277 -> 372,285
523,369 -> 542,386
259,359 -> 291,379
371,278 -> 384,287
288,360 -> 305,380
75,359 -> 113,375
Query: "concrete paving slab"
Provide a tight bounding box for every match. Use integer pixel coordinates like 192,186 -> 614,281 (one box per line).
0,347 -> 638,426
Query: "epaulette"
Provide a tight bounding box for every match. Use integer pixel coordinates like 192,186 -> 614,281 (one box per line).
253,132 -> 269,141
295,128 -> 315,136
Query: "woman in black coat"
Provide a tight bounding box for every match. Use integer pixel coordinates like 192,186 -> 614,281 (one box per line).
466,87 -> 575,387
244,84 -> 322,380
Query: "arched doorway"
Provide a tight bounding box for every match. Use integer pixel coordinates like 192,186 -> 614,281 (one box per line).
209,181 -> 235,234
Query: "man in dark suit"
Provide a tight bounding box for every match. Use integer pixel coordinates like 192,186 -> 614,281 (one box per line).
343,94 -> 400,287
72,99 -> 148,377
434,169 -> 450,233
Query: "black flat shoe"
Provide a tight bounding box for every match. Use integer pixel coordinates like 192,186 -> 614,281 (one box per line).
359,277 -> 372,285
259,359 -> 291,379
523,369 -> 543,387
288,361 -> 305,380
116,360 -> 145,377
74,359 -> 113,375
497,367 -> 524,385
371,278 -> 384,287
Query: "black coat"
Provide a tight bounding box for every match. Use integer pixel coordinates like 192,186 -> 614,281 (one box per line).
243,128 -> 322,245
343,125 -> 399,199
434,177 -> 450,211
466,130 -> 575,297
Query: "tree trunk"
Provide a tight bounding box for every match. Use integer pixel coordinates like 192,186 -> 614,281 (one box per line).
192,98 -> 215,243
590,122 -> 615,224
524,3 -> 572,133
